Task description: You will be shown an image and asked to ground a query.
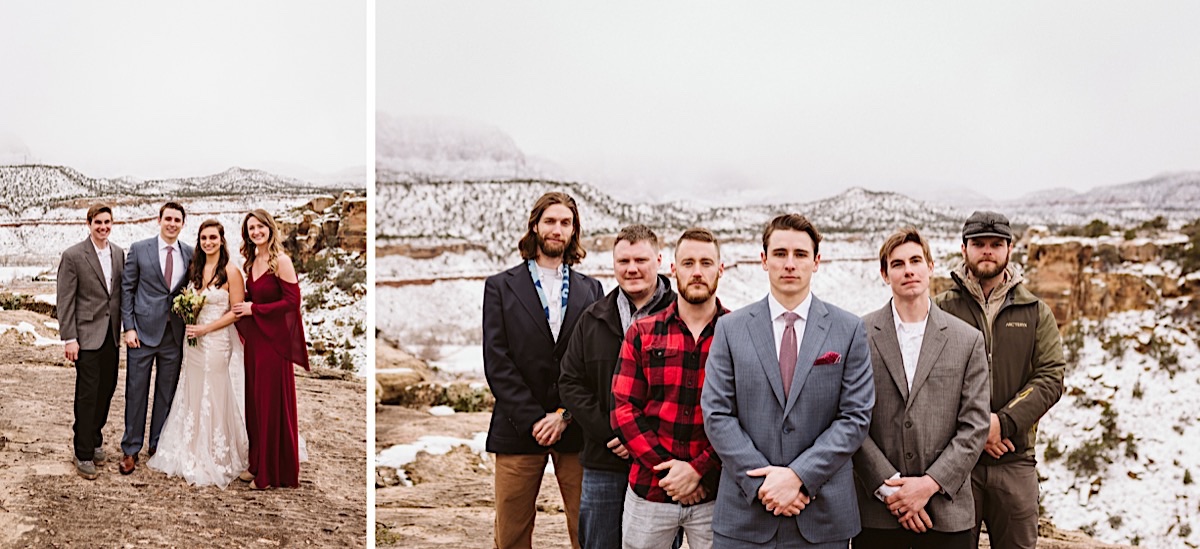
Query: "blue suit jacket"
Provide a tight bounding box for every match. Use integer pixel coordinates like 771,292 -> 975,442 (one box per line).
120,237 -> 193,348
702,295 -> 874,544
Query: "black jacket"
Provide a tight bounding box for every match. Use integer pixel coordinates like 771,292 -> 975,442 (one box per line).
483,262 -> 604,454
559,274 -> 676,471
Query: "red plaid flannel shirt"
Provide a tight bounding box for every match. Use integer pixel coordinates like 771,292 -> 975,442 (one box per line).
611,300 -> 727,504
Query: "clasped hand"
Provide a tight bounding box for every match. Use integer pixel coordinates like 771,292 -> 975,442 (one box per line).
883,475 -> 939,533
747,466 -> 809,516
531,412 -> 567,446
985,413 -> 1016,458
653,460 -> 704,504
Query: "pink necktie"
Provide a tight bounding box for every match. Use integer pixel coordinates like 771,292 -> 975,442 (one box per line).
780,312 -> 799,395
164,246 -> 174,287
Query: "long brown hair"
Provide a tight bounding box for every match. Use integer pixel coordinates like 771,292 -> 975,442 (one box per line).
188,219 -> 230,289
517,191 -> 586,266
241,209 -> 285,275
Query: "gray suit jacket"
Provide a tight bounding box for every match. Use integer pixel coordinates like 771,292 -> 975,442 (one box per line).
120,236 -> 193,348
703,295 -> 874,544
853,302 -> 990,533
56,239 -> 125,350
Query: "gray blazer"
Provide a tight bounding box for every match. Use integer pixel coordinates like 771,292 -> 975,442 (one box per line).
56,239 -> 125,350
120,237 -> 193,348
703,295 -> 875,544
853,303 -> 990,533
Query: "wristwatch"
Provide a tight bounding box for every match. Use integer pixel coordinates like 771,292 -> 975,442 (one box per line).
556,407 -> 573,423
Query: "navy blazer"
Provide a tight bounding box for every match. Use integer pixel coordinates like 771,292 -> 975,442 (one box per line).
120,236 -> 193,348
483,262 -> 603,455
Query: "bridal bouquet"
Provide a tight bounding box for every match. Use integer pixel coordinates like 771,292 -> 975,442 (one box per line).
172,287 -> 206,347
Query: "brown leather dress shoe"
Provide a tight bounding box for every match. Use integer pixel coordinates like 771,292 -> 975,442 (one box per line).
119,454 -> 137,475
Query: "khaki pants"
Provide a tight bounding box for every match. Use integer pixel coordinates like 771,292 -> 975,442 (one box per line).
493,450 -> 583,549
972,456 -> 1039,549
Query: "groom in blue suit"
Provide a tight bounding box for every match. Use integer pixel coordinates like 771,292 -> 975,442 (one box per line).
703,214 -> 874,548
118,202 -> 193,475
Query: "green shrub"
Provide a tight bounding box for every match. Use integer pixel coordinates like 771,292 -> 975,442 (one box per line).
334,263 -> 366,293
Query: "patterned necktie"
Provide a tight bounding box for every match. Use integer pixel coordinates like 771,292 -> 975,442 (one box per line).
779,312 -> 799,396
164,246 -> 174,287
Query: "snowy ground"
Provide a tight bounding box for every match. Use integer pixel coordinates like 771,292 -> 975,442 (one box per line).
377,234 -> 1198,548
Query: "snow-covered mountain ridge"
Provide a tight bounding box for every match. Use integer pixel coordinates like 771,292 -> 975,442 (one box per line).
0,164 -> 358,219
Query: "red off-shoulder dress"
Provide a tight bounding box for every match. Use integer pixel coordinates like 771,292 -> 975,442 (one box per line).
237,269 -> 309,488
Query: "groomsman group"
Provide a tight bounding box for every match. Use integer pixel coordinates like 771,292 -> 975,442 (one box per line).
484,193 -> 1064,549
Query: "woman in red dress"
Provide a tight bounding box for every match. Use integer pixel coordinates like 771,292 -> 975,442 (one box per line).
233,208 -> 309,489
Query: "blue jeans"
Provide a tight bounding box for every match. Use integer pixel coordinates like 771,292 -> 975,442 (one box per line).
580,469 -> 626,549
580,468 -> 684,549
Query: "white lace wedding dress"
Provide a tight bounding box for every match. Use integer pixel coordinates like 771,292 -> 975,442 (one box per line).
147,286 -> 250,488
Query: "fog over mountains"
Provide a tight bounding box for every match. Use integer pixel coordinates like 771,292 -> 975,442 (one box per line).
377,114 -> 1200,232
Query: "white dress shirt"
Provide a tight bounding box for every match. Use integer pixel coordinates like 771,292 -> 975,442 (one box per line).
875,298 -> 932,502
93,239 -> 112,294
158,235 -> 185,291
891,298 -> 931,392
538,265 -> 564,340
767,291 -> 813,365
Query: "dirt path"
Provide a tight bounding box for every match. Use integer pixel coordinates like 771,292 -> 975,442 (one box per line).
0,311 -> 367,548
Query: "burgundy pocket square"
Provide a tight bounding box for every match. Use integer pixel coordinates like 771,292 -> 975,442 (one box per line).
814,352 -> 841,365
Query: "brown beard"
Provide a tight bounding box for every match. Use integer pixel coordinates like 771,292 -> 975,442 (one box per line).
678,277 -> 718,304
538,234 -> 566,258
967,256 -> 1008,280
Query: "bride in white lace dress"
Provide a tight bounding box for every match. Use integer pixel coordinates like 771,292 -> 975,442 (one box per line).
148,220 -> 249,488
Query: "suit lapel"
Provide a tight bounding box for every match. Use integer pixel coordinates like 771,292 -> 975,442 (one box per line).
505,265 -> 554,345
784,296 -> 830,416
81,240 -> 109,295
747,298 -> 786,408
170,244 -> 193,293
873,303 -> 910,401
906,306 -> 948,411
555,268 -> 588,354
147,238 -> 168,292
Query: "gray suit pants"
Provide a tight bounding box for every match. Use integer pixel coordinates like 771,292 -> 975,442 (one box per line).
121,334 -> 182,456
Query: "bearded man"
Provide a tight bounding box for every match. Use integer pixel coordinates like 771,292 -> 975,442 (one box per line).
610,227 -> 728,549
934,211 -> 1064,549
483,191 -> 604,549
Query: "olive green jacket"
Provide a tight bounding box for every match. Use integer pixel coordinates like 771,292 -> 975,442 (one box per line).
934,263 -> 1065,465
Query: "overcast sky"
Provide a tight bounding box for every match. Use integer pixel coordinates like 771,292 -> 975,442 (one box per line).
0,1 -> 365,180
379,1 -> 1200,202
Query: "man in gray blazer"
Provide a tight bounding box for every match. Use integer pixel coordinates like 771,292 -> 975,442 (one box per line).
57,203 -> 125,480
852,227 -> 989,548
118,201 -> 192,475
703,214 -> 874,548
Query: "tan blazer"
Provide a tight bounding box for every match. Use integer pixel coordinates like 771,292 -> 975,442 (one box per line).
853,302 -> 990,533
56,238 -> 124,350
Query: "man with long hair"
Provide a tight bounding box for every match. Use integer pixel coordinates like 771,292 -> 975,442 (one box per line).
57,203 -> 125,479
483,192 -> 604,549
119,201 -> 193,475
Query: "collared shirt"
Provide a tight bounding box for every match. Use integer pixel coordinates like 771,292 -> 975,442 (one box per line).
92,239 -> 112,294
537,265 -> 564,338
768,291 -> 813,365
616,277 -> 668,334
158,235 -> 184,290
891,298 -> 931,392
611,300 -> 728,504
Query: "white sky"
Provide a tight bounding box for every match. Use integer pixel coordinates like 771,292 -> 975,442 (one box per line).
379,1 -> 1200,201
0,1 -> 366,180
